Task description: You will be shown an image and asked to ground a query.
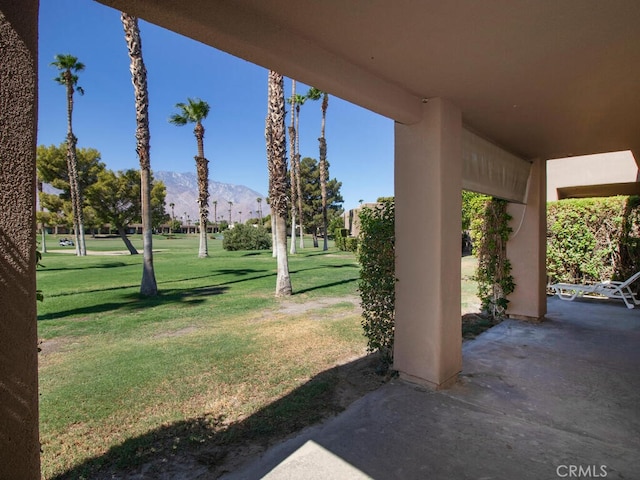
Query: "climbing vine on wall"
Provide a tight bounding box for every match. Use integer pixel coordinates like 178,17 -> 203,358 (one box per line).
471,198 -> 515,319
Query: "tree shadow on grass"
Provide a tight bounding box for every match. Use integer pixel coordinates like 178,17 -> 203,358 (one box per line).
50,354 -> 388,480
289,263 -> 358,275
158,268 -> 273,287
295,278 -> 358,295
38,261 -> 132,272
37,285 -> 229,321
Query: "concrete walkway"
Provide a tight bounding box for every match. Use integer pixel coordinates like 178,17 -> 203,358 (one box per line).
222,297 -> 640,479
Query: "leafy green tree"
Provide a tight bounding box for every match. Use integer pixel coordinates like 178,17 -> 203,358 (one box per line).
51,54 -> 87,255
85,169 -> 167,254
169,97 -> 211,258
38,192 -> 67,234
36,144 -> 105,198
299,157 -> 343,246
169,218 -> 182,233
122,12 -> 158,295
36,143 -> 106,234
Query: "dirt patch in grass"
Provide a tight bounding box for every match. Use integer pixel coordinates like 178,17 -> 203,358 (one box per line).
277,294 -> 361,317
153,326 -> 199,339
38,337 -> 78,358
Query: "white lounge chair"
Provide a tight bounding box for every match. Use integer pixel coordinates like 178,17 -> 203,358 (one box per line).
550,271 -> 640,309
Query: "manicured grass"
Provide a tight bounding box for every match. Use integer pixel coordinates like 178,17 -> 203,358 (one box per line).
461,255 -> 481,314
37,235 -> 481,478
38,235 -> 366,478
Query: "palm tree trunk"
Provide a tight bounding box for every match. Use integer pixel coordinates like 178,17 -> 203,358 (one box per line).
267,70 -> 292,296
319,136 -> 329,251
117,225 -> 139,254
64,73 -> 86,256
37,180 -> 47,254
274,212 -> 291,295
319,93 -> 329,250
193,122 -> 209,257
288,80 -> 297,254
66,132 -> 86,256
270,202 -> 277,258
195,154 -> 209,258
295,106 -> 304,249
122,12 -> 158,295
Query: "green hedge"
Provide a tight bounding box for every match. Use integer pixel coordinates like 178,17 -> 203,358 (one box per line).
334,227 -> 358,252
547,196 -> 640,285
222,224 -> 272,251
357,200 -> 395,365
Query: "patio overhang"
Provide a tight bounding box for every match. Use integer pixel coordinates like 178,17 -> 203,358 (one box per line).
97,0 -> 640,160
3,3 -> 640,474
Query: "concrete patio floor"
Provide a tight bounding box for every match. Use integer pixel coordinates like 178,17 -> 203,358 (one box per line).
222,296 -> 640,480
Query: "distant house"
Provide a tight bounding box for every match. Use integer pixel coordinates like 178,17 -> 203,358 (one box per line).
547,151 -> 640,201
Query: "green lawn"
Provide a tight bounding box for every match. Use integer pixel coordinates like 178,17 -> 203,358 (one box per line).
37,234 -> 480,478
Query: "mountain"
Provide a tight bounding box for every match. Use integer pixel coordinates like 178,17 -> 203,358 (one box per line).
154,171 -> 266,224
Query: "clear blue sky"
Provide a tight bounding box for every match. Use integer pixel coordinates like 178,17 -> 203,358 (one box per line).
37,0 -> 395,211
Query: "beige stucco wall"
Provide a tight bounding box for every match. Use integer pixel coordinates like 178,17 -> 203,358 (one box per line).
507,159 -> 547,321
0,1 -> 41,478
547,151 -> 639,200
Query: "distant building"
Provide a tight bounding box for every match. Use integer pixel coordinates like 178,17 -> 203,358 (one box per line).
547,151 -> 640,201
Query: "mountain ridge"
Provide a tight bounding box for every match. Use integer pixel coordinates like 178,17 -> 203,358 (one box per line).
155,171 -> 267,224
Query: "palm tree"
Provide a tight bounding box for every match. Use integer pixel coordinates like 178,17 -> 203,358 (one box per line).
256,197 -> 263,221
287,80 -> 298,254
122,12 -> 158,296
266,196 -> 277,258
169,97 -> 210,258
51,53 -> 87,256
37,179 -> 47,254
266,71 -> 292,296
287,89 -> 307,250
227,201 -> 233,224
169,202 -> 175,232
212,200 -> 218,232
307,87 -> 330,250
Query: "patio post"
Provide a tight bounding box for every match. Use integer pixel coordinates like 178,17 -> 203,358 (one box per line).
0,1 -> 41,478
394,98 -> 463,389
506,158 -> 547,321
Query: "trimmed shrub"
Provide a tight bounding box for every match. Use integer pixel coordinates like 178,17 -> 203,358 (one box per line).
357,200 -> 395,365
547,196 -> 640,285
334,227 -> 349,251
345,237 -> 359,252
222,224 -> 272,251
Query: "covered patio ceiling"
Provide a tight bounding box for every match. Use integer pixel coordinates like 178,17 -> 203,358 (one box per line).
98,0 -> 640,161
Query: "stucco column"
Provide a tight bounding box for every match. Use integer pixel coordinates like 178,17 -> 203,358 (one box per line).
506,158 -> 547,321
0,2 -> 41,478
394,98 -> 462,389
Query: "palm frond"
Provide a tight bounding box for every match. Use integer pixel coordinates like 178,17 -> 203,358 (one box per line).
306,87 -> 323,101
168,113 -> 188,126
170,98 -> 210,125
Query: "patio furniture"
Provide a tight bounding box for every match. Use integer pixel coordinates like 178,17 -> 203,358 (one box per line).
550,271 -> 640,309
